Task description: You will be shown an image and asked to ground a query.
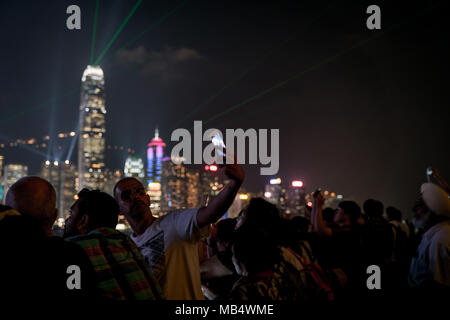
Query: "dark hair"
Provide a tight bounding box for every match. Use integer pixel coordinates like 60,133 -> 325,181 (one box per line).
216,218 -> 236,244
322,207 -> 336,225
363,199 -> 384,218
386,206 -> 402,221
338,201 -> 361,225
77,189 -> 119,230
244,197 -> 281,228
232,225 -> 280,274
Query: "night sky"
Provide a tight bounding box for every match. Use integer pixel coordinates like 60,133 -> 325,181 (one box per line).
0,0 -> 448,217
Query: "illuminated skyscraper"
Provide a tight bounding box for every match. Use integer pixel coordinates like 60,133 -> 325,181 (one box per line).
3,163 -> 28,198
41,160 -> 76,220
264,178 -> 287,212
146,128 -> 166,214
186,167 -> 201,208
124,156 -> 145,184
78,65 -> 106,191
161,157 -> 187,214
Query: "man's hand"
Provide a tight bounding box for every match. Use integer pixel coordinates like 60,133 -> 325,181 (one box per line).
220,149 -> 245,184
313,190 -> 325,207
196,151 -> 245,228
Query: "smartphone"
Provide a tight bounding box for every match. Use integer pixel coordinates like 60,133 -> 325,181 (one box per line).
210,131 -> 226,156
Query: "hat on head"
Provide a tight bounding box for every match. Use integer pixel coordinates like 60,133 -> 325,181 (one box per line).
420,182 -> 450,217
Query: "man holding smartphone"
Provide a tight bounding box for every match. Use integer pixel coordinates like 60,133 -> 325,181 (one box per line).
114,156 -> 244,299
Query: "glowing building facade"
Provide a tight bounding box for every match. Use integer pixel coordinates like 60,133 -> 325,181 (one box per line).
161,158 -> 187,214
3,163 -> 28,199
41,161 -> 76,220
78,65 -> 106,191
124,156 -> 145,184
146,128 -> 166,214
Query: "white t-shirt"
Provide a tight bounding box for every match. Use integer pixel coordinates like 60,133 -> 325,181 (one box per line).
131,208 -> 210,299
409,220 -> 450,287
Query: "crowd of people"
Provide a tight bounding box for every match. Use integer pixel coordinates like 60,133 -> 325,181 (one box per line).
0,161 -> 449,302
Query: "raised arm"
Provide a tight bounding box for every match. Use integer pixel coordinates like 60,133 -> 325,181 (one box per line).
196,158 -> 245,228
311,191 -> 333,237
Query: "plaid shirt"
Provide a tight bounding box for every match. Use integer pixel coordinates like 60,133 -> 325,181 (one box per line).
69,227 -> 163,300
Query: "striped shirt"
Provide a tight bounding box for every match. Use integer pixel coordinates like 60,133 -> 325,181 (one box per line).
69,227 -> 163,300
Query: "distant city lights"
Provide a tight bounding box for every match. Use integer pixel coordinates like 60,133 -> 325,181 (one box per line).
291,180 -> 303,188
239,194 -> 249,200
270,178 -> 281,185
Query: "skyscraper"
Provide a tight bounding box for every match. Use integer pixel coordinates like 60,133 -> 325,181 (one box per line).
40,160 -> 76,220
264,178 -> 287,213
78,65 -> 106,191
161,157 -> 187,214
124,156 -> 145,184
3,163 -> 28,198
146,128 -> 166,214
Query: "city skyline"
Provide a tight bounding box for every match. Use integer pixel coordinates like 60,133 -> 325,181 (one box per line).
0,0 -> 448,215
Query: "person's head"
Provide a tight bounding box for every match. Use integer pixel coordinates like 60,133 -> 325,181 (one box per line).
232,226 -> 280,276
386,206 -> 402,222
114,177 -> 151,221
235,198 -> 281,232
334,201 -> 361,227
63,189 -> 119,238
363,199 -> 384,219
412,183 -> 450,231
5,176 -> 57,237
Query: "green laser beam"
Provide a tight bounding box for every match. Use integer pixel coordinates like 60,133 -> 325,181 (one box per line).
94,0 -> 143,65
169,0 -> 340,131
0,86 -> 80,126
200,2 -> 443,128
3,0 -> 188,125
101,0 -> 191,65
90,0 -> 100,65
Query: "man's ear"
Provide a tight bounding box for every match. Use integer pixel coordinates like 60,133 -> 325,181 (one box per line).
77,214 -> 90,233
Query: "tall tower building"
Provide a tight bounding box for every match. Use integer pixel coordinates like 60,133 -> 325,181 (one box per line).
78,65 -> 106,191
146,128 -> 166,214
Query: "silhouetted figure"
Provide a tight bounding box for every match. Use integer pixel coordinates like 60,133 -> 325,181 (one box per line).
409,182 -> 450,295
3,177 -> 96,300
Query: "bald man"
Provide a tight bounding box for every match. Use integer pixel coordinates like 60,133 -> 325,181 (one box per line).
4,176 -> 97,300
5,176 -> 58,237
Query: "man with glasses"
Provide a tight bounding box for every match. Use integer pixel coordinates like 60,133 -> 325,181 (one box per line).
114,161 -> 244,299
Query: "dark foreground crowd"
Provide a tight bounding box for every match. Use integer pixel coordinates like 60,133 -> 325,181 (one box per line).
0,162 -> 449,302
